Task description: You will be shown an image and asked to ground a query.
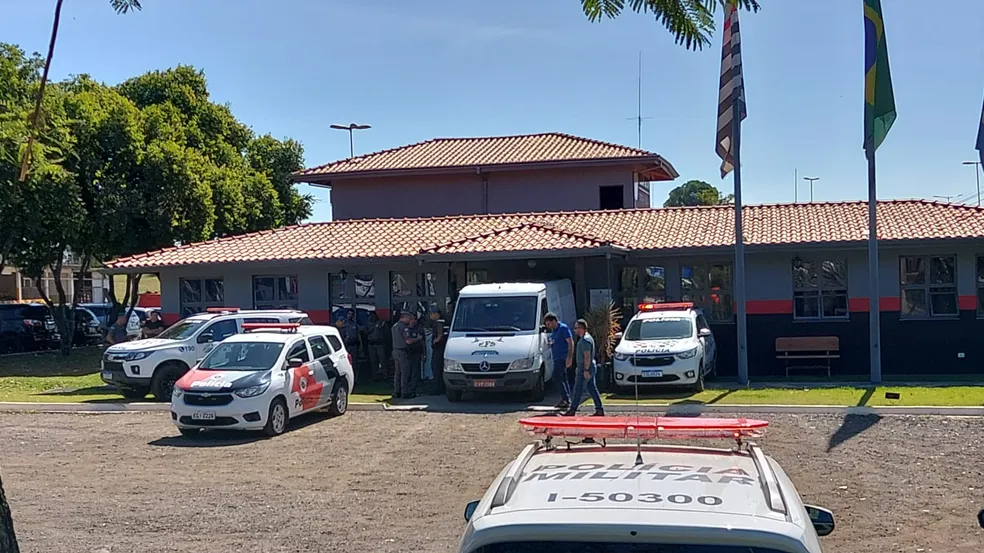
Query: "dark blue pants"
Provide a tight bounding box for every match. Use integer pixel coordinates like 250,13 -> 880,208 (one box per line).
568,364 -> 604,414
552,358 -> 570,401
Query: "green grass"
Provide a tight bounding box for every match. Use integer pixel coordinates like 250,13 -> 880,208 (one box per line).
112,274 -> 160,295
603,385 -> 984,407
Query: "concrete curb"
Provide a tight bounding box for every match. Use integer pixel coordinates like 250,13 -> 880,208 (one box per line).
1,401 -> 981,417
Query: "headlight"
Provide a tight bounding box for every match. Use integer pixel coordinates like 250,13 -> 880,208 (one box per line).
171,387 -> 183,398
125,351 -> 152,361
508,357 -> 535,371
444,359 -> 463,372
613,352 -> 629,361
234,382 -> 270,398
676,347 -> 699,360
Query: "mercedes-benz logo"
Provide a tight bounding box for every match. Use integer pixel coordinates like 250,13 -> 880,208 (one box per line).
479,360 -> 490,372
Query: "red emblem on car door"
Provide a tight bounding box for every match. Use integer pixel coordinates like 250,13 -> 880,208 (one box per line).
291,364 -> 323,411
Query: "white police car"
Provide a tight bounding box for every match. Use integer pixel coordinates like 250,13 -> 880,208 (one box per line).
171,323 -> 354,437
612,302 -> 717,393
101,308 -> 311,401
458,416 -> 836,553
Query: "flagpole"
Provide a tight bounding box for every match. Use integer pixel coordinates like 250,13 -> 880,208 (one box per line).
733,95 -> 748,385
866,147 -> 881,383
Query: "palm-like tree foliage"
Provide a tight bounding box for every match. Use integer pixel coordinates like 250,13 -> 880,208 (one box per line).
580,0 -> 760,51
19,0 -> 142,180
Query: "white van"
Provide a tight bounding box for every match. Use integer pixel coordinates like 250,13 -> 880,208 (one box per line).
443,280 -> 576,403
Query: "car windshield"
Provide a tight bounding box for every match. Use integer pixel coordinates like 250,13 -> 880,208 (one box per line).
199,342 -> 285,371
452,296 -> 538,332
157,320 -> 204,340
624,317 -> 694,341
474,544 -> 792,553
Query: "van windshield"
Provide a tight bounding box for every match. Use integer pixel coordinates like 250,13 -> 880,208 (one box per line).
474,543 -> 793,553
452,296 -> 538,332
624,317 -> 694,341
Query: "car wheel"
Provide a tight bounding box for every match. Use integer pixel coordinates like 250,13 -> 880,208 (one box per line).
693,362 -> 705,393
263,397 -> 289,436
178,428 -> 200,438
527,370 -> 545,403
327,379 -> 349,416
151,363 -> 186,402
446,389 -> 463,402
119,387 -> 149,400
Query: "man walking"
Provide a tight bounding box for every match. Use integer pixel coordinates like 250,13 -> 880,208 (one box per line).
364,311 -> 387,380
564,319 -> 605,417
543,312 -> 574,411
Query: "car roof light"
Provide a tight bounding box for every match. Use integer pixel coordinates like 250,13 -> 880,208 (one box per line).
518,416 -> 768,441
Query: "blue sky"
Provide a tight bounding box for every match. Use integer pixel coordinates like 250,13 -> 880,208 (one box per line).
5,0 -> 984,222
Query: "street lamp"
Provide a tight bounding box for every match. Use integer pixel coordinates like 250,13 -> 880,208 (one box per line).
330,123 -> 371,158
962,161 -> 982,207
803,177 -> 819,202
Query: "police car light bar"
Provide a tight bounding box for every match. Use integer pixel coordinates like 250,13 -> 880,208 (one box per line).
518,416 -> 768,441
206,307 -> 241,313
638,302 -> 694,312
241,323 -> 300,333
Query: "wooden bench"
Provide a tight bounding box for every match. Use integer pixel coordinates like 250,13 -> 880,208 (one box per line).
775,336 -> 839,378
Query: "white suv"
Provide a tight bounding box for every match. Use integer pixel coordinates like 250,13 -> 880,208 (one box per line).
101,308 -> 311,401
171,324 -> 354,437
612,302 -> 717,393
457,416 -> 836,553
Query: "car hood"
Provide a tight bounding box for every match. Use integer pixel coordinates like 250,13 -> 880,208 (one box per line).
106,338 -> 176,353
175,369 -> 269,392
616,338 -> 696,355
445,333 -> 538,361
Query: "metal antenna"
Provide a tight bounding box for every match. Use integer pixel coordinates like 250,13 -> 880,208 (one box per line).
932,194 -> 957,204
626,51 -> 654,149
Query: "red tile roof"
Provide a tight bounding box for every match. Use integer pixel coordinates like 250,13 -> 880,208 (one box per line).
105,200 -> 984,270
294,132 -> 677,179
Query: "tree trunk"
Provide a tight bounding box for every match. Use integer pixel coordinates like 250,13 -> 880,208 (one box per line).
35,255 -> 76,357
0,470 -> 21,553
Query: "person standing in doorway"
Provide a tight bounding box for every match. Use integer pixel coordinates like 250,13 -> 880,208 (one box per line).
564,319 -> 605,417
391,311 -> 412,399
543,313 -> 574,411
364,311 -> 388,381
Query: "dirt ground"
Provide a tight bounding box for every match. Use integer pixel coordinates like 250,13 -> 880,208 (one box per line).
1,411 -> 982,553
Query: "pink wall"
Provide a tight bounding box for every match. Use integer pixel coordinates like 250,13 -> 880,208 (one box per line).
329,165 -> 640,220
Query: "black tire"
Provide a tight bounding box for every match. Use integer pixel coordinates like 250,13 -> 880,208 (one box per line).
445,389 -> 463,402
693,362 -> 705,393
178,428 -> 200,438
327,379 -> 349,417
263,397 -> 289,437
119,387 -> 149,400
151,363 -> 187,402
527,370 -> 545,403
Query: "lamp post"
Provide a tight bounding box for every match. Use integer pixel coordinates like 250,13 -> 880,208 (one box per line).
963,161 -> 982,207
803,176 -> 819,202
330,123 -> 371,158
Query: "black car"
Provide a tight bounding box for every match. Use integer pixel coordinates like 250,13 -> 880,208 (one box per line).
0,303 -> 60,353
74,307 -> 103,346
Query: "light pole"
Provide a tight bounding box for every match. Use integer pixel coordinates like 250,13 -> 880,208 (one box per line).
330,123 -> 371,158
963,161 -> 982,206
803,176 -> 819,202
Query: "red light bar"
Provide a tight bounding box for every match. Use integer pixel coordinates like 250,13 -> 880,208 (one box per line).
242,323 -> 300,332
638,302 -> 694,312
206,307 -> 240,313
518,416 -> 768,440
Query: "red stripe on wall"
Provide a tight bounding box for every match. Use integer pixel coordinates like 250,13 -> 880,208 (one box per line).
307,310 -> 331,325
745,300 -> 792,315
162,312 -> 180,325
959,295 -> 977,310
848,298 -> 902,312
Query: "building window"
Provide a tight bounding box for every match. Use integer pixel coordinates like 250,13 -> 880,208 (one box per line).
73,271 -> 94,303
900,255 -> 957,318
391,271 -> 441,319
466,270 -> 487,286
619,266 -> 666,316
252,276 -> 298,310
681,263 -> 733,323
179,278 -> 224,318
791,258 -> 848,320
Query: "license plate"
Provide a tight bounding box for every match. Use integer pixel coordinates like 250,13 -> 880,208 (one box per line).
101,370 -> 113,381
191,411 -> 216,421
472,379 -> 496,388
641,370 -> 663,378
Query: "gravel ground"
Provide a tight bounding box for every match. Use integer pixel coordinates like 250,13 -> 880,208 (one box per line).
1,411 -> 983,553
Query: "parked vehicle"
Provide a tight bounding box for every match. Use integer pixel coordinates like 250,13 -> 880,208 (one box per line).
73,307 -> 103,346
79,303 -> 141,340
101,308 -> 311,401
171,323 -> 354,437
442,280 -> 576,403
0,303 -> 60,353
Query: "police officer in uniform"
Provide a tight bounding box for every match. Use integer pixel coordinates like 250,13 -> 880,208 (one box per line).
391,310 -> 414,399
364,311 -> 388,381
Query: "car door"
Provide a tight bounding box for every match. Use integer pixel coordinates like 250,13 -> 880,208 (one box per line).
695,313 -> 716,369
307,335 -> 338,408
284,338 -> 320,416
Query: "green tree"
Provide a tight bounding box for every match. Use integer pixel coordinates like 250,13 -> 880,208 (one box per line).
580,0 -> 760,50
664,179 -> 734,207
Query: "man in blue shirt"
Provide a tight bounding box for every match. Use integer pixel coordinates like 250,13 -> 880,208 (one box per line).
543,312 -> 574,410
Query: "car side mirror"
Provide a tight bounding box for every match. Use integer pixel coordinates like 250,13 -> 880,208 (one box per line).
197,332 -> 214,344
464,500 -> 480,522
804,505 -> 835,536
698,328 -> 712,338
614,331 -> 623,341
287,358 -> 304,369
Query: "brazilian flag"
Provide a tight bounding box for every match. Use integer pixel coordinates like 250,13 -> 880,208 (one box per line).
864,0 -> 896,153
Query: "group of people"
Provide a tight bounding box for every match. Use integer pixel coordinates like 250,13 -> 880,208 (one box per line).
104,310 -> 166,345
544,313 -> 605,416
389,308 -> 445,399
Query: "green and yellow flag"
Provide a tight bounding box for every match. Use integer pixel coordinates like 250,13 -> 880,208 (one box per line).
864,0 -> 896,153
